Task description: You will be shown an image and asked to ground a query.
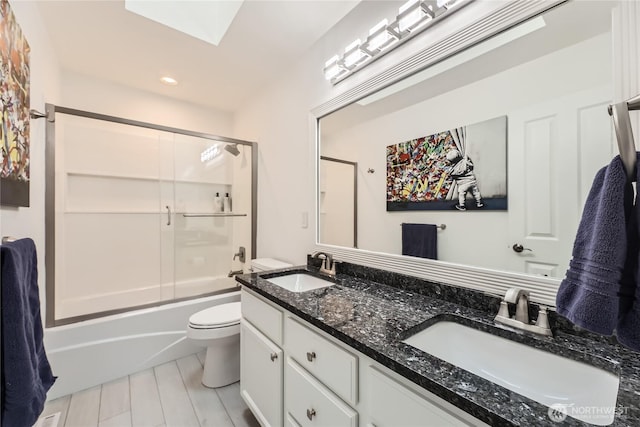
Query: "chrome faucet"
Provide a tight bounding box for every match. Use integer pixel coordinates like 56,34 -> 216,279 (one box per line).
228,269 -> 244,278
233,246 -> 246,263
311,251 -> 336,278
495,287 -> 552,336
505,288 -> 529,323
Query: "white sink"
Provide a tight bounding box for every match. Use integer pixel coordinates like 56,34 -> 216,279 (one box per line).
266,273 -> 334,293
403,321 -> 620,425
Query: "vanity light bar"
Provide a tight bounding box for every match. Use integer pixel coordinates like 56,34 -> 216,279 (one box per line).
323,0 -> 471,84
364,19 -> 398,54
343,39 -> 368,68
398,0 -> 432,33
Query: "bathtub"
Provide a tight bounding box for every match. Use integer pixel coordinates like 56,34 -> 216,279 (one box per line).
44,290 -> 240,399
56,275 -> 238,320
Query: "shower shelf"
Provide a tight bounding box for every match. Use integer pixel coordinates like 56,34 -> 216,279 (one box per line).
66,171 -> 232,185
181,213 -> 247,217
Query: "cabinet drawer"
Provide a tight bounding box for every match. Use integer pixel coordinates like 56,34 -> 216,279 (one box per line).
368,366 -> 472,427
285,358 -> 358,427
285,316 -> 358,405
242,289 -> 283,345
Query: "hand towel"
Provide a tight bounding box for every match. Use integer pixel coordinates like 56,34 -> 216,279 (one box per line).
556,155 -> 635,335
616,154 -> 640,351
402,223 -> 438,260
1,238 -> 56,427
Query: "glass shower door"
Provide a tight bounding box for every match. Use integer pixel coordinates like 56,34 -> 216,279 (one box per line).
50,107 -> 254,324
168,134 -> 252,300
55,114 -> 165,321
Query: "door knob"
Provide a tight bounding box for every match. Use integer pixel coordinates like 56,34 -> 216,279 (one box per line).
306,351 -> 316,362
307,408 -> 316,420
512,243 -> 532,253
270,353 -> 278,362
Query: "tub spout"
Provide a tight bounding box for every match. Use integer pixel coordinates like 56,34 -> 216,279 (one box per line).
228,269 -> 244,278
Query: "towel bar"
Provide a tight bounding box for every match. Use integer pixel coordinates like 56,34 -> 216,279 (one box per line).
400,223 -> 446,230
2,236 -> 16,244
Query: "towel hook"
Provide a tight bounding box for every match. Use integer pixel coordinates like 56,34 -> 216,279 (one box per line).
609,94 -> 640,181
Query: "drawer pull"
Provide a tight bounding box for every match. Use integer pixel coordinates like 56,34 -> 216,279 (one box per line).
270,352 -> 278,362
306,351 -> 316,362
306,408 -> 316,421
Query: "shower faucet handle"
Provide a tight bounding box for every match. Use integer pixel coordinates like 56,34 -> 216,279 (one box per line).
233,246 -> 246,263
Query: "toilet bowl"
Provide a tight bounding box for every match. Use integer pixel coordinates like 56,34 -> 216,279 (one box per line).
187,259 -> 292,388
187,301 -> 241,388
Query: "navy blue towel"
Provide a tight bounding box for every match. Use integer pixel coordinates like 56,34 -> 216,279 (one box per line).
402,223 -> 438,260
617,154 -> 640,351
1,238 -> 56,427
556,155 -> 636,335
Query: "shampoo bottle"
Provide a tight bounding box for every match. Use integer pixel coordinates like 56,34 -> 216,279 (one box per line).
224,193 -> 232,213
214,192 -> 223,213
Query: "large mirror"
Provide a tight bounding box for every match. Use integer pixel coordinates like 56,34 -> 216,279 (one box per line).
319,0 -> 615,279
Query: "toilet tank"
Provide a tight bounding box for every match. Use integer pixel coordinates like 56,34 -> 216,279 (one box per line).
250,258 -> 292,272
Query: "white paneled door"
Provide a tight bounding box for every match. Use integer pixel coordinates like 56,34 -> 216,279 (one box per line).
507,85 -> 614,277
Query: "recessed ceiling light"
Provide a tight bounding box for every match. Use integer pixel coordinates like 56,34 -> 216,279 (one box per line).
160,76 -> 178,86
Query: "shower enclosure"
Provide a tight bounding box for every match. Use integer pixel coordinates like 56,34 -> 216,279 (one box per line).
44,104 -> 256,326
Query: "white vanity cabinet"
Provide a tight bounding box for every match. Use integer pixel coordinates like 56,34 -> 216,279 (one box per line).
240,291 -> 284,427
240,288 -> 486,427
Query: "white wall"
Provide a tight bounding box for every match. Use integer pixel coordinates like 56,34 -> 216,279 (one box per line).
320,34 -> 611,271
60,71 -> 234,137
0,1 -> 61,318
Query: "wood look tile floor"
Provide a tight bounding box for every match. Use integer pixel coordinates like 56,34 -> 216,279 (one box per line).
38,353 -> 260,427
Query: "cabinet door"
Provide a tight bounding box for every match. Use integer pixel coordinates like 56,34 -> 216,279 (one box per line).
241,319 -> 283,427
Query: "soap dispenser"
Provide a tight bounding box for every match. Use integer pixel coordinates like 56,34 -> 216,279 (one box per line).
214,192 -> 223,213
223,193 -> 232,213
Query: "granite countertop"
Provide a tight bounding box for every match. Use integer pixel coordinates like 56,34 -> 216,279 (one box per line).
236,262 -> 640,427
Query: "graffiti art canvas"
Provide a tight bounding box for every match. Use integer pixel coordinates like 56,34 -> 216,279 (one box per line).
0,0 -> 30,207
386,116 -> 507,211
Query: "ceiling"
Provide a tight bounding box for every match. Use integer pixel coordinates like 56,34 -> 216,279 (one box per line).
36,0 -> 361,113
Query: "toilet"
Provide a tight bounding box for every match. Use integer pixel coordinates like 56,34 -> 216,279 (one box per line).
250,257 -> 293,273
187,258 -> 292,388
187,301 -> 242,388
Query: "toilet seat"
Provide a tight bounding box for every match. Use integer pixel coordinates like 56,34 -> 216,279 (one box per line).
188,302 -> 241,329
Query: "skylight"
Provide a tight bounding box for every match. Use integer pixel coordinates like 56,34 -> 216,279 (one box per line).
125,0 -> 244,46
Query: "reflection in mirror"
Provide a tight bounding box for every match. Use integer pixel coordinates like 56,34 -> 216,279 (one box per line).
320,156 -> 357,248
319,1 -> 615,279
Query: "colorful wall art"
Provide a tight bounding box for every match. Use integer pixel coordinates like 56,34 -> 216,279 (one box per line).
386,116 -> 507,211
0,0 -> 31,207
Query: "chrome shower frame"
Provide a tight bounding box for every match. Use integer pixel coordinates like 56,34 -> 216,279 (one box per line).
44,104 -> 258,327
